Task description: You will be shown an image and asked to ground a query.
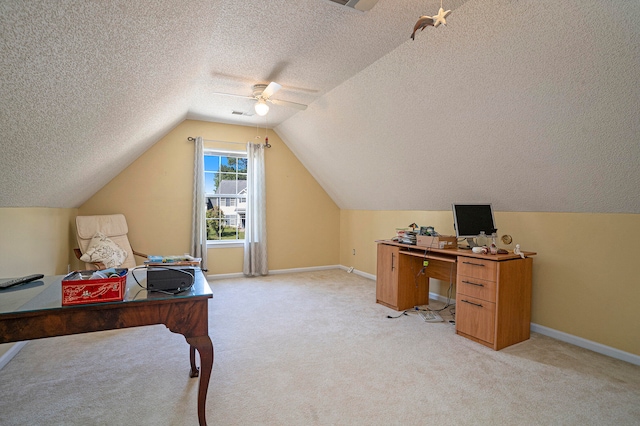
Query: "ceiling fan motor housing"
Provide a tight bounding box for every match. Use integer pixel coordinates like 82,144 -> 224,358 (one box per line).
252,84 -> 268,98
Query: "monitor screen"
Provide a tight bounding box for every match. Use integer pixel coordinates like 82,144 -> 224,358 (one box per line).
452,204 -> 497,238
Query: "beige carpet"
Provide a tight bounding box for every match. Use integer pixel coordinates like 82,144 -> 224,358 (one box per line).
0,269 -> 638,425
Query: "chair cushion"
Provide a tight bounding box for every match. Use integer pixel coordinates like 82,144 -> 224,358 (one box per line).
79,232 -> 128,268
76,214 -> 128,240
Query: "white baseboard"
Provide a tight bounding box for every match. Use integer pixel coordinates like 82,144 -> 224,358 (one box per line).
0,341 -> 28,371
206,271 -> 245,280
531,323 -> 640,366
429,293 -> 639,366
269,265 -> 341,275
207,264 -> 342,281
338,265 -> 376,280
429,292 -> 455,305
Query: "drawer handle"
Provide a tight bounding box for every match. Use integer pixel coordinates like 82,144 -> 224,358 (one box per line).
461,299 -> 483,308
462,261 -> 485,267
462,280 -> 484,287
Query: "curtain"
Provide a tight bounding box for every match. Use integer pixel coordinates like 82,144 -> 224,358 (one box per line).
243,142 -> 268,276
191,136 -> 208,271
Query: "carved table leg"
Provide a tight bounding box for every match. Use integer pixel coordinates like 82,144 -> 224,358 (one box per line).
189,345 -> 199,378
186,335 -> 214,426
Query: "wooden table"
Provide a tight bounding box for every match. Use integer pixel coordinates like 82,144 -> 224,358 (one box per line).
0,269 -> 213,425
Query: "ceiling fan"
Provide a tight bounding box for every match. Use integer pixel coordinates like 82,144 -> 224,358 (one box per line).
213,82 -> 308,116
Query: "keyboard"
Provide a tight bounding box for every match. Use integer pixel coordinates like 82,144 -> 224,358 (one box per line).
418,310 -> 443,323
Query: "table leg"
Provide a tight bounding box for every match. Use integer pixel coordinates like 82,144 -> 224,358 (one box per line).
187,335 -> 214,426
189,345 -> 199,377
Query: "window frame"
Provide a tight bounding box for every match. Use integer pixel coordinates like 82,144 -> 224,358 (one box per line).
203,148 -> 248,248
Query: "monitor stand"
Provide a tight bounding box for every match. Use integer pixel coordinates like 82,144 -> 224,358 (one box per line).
466,237 -> 478,248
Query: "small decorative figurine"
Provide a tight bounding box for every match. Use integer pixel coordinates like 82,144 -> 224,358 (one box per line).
432,6 -> 451,27
411,15 -> 434,40
411,1 -> 451,40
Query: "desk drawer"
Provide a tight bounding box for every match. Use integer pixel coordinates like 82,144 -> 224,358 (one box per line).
456,294 -> 495,344
458,257 -> 497,282
457,276 -> 496,303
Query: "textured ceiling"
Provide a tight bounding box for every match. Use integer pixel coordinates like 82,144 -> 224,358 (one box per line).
278,0 -> 640,213
1,0 -> 639,213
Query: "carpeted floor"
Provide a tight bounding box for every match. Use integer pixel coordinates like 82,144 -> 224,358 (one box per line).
0,269 -> 638,425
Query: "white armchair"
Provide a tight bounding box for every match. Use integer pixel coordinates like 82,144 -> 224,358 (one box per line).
74,214 -> 147,270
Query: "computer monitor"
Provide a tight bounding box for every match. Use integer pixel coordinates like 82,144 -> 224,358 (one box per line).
452,203 -> 497,246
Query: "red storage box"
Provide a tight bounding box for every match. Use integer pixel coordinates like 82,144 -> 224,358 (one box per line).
62,269 -> 128,306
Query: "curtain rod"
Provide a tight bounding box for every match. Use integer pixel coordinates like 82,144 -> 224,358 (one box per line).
187,136 -> 271,148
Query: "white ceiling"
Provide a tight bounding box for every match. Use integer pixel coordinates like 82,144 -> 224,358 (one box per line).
1,0 -> 639,213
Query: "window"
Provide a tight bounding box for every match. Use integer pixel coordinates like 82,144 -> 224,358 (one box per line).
204,151 -> 248,242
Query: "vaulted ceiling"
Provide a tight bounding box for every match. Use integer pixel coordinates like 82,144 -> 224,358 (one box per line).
1,0 -> 639,213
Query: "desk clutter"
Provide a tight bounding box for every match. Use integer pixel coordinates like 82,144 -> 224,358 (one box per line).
395,228 -> 417,245
145,254 -> 201,267
394,224 -> 456,249
393,223 -> 523,255
61,258 -> 201,305
142,255 -> 199,293
62,268 -> 128,305
417,234 -> 457,249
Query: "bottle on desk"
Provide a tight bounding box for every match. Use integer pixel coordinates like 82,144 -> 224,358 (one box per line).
490,232 -> 498,255
477,231 -> 488,247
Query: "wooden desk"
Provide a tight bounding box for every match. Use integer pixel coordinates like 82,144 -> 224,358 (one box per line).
376,240 -> 536,350
0,269 -> 213,425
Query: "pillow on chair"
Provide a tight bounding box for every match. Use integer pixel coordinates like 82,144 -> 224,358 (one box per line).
80,232 -> 128,268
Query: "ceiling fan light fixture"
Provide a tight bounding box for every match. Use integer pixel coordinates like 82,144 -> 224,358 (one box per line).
255,99 -> 269,116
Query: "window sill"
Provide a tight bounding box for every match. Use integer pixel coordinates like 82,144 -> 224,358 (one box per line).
207,241 -> 244,249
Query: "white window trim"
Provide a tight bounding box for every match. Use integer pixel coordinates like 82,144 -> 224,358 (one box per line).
204,148 -> 247,246
207,241 -> 244,249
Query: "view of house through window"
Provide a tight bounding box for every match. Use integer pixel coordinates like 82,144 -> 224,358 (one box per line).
204,151 -> 248,242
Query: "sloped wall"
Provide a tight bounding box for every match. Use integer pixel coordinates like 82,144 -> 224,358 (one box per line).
277,0 -> 640,214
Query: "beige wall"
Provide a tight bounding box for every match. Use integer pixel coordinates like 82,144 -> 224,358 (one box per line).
340,209 -> 640,356
0,207 -> 77,358
79,119 -> 341,274
0,207 -> 77,277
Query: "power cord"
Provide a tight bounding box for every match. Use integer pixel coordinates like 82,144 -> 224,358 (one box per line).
387,310 -> 411,319
421,262 -> 457,314
131,265 -> 148,289
386,306 -> 431,319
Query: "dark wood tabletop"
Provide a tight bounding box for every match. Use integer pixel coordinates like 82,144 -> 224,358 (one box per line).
0,268 -> 213,425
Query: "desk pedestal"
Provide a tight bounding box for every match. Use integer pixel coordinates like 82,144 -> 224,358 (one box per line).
376,244 -> 455,311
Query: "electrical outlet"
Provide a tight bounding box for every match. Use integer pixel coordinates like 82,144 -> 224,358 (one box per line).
352,249 -> 356,255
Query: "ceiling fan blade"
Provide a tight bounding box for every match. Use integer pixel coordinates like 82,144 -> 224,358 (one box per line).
211,92 -> 255,100
270,98 -> 308,110
261,82 -> 282,100
209,71 -> 319,93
